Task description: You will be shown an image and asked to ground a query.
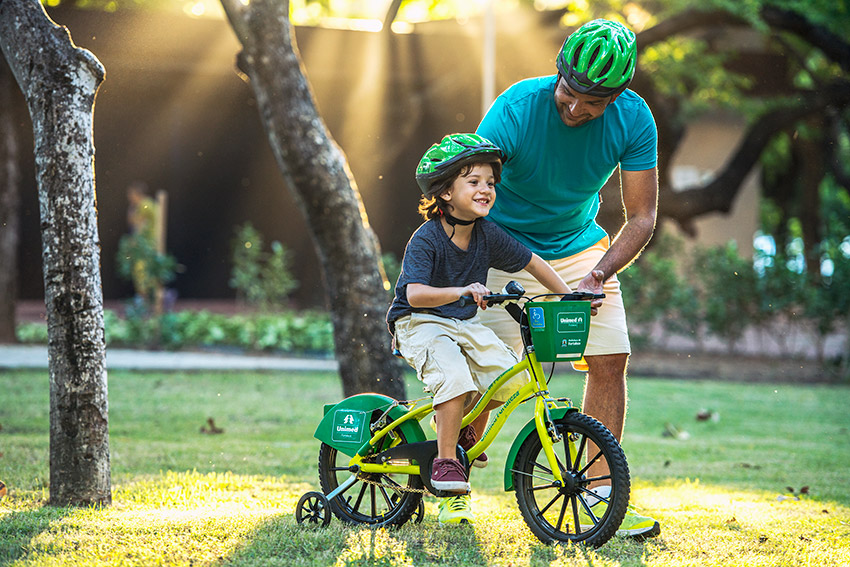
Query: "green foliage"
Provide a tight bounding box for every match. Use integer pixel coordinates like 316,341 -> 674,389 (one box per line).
623,229 -> 847,369
694,242 -> 762,352
381,252 -> 402,299
18,308 -> 334,355
229,223 -> 298,310
621,232 -> 705,347
115,232 -> 177,305
641,37 -> 754,118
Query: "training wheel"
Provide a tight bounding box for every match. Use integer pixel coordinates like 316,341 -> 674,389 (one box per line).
296,491 -> 331,527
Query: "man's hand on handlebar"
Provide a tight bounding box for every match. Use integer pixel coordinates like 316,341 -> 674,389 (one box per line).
577,269 -> 606,316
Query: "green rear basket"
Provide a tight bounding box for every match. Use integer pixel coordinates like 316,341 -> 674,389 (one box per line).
525,300 -> 592,362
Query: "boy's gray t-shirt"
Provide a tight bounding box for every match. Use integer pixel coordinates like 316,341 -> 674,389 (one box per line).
387,217 -> 532,331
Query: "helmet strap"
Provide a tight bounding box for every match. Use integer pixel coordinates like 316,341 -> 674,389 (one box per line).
439,209 -> 475,241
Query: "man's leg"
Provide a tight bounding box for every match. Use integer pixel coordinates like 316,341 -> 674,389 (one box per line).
582,353 -> 628,440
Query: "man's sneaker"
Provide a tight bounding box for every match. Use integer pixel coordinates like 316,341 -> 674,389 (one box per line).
431,458 -> 470,493
616,507 -> 661,538
438,494 -> 473,524
578,502 -> 661,539
430,416 -> 489,469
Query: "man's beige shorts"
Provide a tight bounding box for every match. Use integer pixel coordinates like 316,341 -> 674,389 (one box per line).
393,313 -> 528,407
481,238 -> 631,357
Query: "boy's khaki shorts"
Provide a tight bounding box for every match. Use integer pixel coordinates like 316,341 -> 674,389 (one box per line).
481,238 -> 631,358
393,313 -> 528,407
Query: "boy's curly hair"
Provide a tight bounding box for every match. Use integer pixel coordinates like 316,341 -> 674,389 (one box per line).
417,160 -> 502,221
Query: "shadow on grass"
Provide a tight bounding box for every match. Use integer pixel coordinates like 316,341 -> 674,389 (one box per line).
0,506 -> 72,564
528,534 -> 659,566
222,512 -> 490,566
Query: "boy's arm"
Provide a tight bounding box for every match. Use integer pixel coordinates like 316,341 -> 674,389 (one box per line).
524,254 -> 571,295
407,282 -> 493,310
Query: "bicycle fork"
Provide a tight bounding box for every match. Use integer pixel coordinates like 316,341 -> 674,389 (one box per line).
534,395 -> 567,486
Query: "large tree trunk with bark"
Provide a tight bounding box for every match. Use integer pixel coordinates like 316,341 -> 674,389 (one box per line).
0,0 -> 110,506
220,0 -> 405,399
0,56 -> 20,343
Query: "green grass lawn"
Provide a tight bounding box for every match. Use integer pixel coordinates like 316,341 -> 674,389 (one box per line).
1,368 -> 848,566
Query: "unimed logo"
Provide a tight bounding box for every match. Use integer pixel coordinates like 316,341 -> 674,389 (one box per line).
332,409 -> 365,443
557,312 -> 586,332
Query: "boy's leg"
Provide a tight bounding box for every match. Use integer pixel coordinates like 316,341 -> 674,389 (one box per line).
435,395 -> 466,459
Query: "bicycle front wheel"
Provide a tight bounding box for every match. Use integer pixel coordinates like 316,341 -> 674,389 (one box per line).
513,412 -> 630,547
318,428 -> 424,528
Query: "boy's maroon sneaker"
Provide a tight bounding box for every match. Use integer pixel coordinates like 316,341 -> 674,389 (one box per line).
431,458 -> 470,493
458,425 -> 488,469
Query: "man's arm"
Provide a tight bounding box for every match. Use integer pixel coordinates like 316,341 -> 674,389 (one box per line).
577,167 -> 658,294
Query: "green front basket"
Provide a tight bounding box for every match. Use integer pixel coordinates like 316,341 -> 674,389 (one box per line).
525,300 -> 592,362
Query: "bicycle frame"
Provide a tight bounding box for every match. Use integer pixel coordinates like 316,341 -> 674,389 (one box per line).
348,339 -> 571,487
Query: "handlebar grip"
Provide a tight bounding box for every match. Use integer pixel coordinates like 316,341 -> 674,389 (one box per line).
561,292 -> 606,301
459,294 -> 504,307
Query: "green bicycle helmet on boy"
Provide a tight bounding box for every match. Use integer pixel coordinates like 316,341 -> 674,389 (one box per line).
415,133 -> 502,195
556,19 -> 636,98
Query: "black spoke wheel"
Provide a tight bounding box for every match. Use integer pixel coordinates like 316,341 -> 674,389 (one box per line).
296,491 -> 331,527
513,412 -> 630,547
318,428 -> 424,528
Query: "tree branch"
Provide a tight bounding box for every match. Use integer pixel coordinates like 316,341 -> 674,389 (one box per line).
659,81 -> 850,227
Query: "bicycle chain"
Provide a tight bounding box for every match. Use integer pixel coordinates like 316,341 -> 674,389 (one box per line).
355,472 -> 430,495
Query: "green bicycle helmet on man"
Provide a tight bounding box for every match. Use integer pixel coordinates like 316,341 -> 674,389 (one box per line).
556,19 -> 637,98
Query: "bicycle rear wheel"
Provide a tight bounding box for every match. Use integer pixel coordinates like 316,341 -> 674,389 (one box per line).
318,428 -> 424,528
513,412 -> 630,547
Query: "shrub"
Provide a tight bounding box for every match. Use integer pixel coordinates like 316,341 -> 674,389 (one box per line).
229,223 -> 297,310
16,309 -> 335,357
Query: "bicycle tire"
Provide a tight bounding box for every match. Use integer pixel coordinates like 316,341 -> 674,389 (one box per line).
318,427 -> 424,528
513,412 -> 630,547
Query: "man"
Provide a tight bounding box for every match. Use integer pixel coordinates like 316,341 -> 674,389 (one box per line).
476,18 -> 660,538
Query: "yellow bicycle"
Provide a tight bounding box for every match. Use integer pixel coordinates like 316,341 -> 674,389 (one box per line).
296,282 -> 630,547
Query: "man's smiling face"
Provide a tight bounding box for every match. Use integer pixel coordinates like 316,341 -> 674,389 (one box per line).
553,77 -> 617,127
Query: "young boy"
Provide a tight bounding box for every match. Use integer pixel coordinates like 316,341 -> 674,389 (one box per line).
386,133 -> 572,524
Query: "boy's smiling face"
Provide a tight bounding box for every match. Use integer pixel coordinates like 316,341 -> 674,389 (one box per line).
440,163 -> 497,221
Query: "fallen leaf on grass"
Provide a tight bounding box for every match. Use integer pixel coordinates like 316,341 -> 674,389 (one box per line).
662,422 -> 690,440
200,417 -> 224,434
695,409 -> 720,422
725,517 -> 741,530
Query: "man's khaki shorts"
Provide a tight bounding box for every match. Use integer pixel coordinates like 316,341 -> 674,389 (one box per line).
393,313 -> 528,407
481,238 -> 631,358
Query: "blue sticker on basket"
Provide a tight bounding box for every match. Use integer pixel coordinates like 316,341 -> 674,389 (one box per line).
529,307 -> 545,329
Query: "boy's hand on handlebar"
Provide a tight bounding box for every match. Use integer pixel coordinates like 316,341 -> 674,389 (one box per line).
460,282 -> 492,309
577,269 -> 605,316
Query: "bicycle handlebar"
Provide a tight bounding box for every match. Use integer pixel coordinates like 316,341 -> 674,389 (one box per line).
458,281 -> 605,308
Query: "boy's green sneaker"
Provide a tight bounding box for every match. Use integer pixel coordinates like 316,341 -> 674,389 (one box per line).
438,494 -> 474,525
578,503 -> 660,538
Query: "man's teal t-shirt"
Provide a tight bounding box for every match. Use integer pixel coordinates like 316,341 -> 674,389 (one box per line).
477,75 -> 657,260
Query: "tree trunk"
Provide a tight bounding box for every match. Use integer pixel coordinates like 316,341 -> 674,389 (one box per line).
0,0 -> 110,506
220,0 -> 405,400
0,56 -> 20,343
